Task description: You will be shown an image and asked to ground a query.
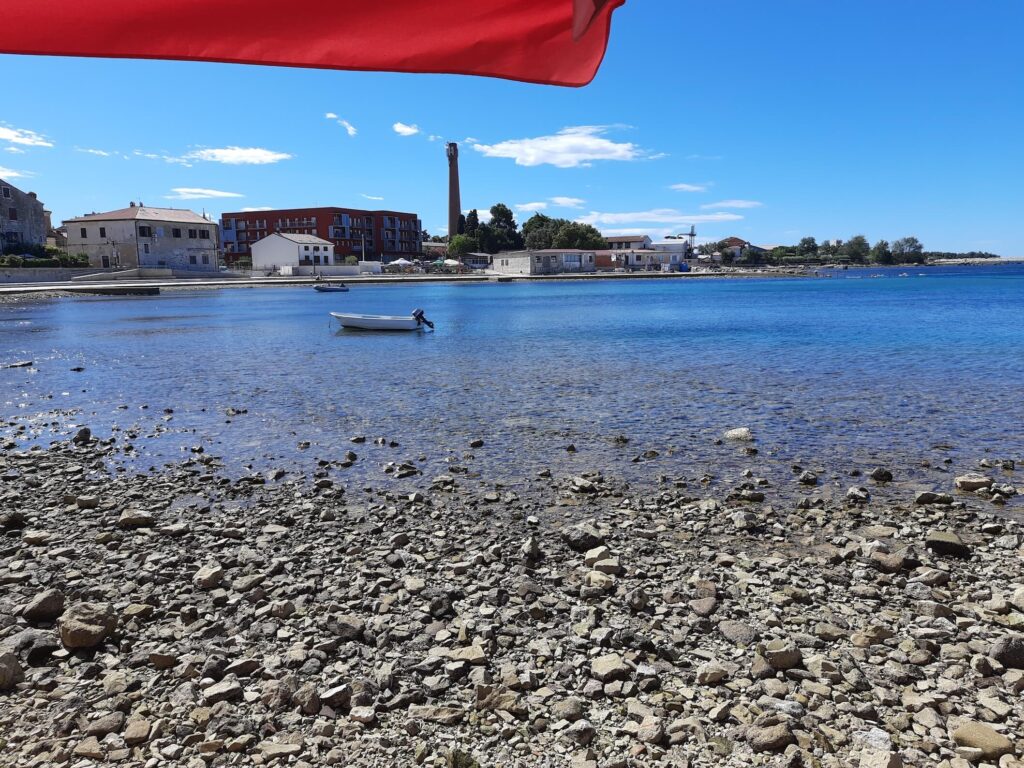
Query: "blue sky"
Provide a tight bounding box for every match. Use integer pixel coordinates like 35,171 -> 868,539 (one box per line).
2,1 -> 1022,254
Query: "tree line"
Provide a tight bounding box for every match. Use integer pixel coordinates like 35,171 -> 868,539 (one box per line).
427,205 -> 607,257
699,235 -> 999,266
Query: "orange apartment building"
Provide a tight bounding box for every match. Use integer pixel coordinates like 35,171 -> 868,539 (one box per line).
220,206 -> 422,265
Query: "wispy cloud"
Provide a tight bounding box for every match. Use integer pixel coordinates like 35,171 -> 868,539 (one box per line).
550,196 -> 585,208
0,165 -> 32,179
516,202 -> 548,212
700,199 -> 763,209
670,182 -> 707,192
361,193 -> 384,201
4,147 -> 26,154
686,154 -> 723,161
393,122 -> 420,137
578,209 -> 744,226
165,187 -> 245,200
241,207 -> 273,212
0,125 -> 53,148
325,113 -> 357,137
185,147 -> 292,165
76,147 -> 115,157
472,126 -> 649,168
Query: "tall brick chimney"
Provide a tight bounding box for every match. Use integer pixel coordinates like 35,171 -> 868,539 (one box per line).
446,142 -> 461,242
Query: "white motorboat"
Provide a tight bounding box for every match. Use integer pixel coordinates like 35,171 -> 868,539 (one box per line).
330,308 -> 434,331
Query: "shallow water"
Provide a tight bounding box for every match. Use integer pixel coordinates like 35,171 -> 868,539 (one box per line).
1,264 -> 1022,496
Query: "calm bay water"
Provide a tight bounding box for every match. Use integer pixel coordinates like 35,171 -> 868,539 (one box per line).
1,263 -> 1022,495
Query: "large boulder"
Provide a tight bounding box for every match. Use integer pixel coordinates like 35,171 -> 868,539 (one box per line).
925,530 -> 970,558
0,652 -> 25,690
23,589 -> 65,624
951,721 -> 1013,760
955,474 -> 993,492
59,603 -> 117,649
990,635 -> 1024,669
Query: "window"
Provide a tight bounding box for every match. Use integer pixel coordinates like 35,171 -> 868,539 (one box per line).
1,187 -> 10,198
99,227 -> 106,238
202,254 -> 209,265
188,228 -> 198,239
200,229 -> 210,240
189,254 -> 197,265
223,219 -> 233,230
304,245 -> 310,251
7,208 -> 16,221
143,243 -> 150,254
313,246 -> 320,252
138,225 -> 152,237
80,227 -> 87,238
172,228 -> 181,238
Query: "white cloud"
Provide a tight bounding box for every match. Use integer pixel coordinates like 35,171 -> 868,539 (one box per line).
164,187 -> 245,200
550,196 -> 585,208
0,125 -> 53,148
428,135 -> 442,142
325,114 -> 357,136
4,147 -> 26,154
471,125 -> 646,168
0,165 -> 31,179
361,194 -> 384,201
77,148 -> 115,157
670,183 -> 707,192
241,207 -> 274,212
578,209 -> 744,226
516,202 -> 548,212
393,122 -> 420,137
185,147 -> 292,165
700,199 -> 763,209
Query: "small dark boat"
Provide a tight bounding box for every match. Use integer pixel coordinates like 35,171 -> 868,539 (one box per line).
313,283 -> 349,293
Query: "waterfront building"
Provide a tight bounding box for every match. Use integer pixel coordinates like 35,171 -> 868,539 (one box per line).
595,249 -> 688,271
220,206 -> 422,266
63,204 -> 219,269
1,177 -> 49,248
491,249 -> 597,276
250,232 -> 337,273
605,234 -> 652,251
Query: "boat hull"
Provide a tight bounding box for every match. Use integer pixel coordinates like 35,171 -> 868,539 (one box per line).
314,285 -> 349,292
330,312 -> 422,331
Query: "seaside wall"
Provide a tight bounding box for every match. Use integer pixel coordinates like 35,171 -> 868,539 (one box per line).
0,267 -> 116,284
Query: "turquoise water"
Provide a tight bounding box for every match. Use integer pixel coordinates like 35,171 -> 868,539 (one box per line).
1,263 -> 1022,493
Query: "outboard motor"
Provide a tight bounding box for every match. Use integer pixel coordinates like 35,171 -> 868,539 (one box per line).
412,308 -> 435,330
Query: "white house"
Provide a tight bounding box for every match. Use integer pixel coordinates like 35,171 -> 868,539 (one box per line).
491,249 -> 597,276
64,203 -> 219,269
604,234 -> 652,251
251,232 -> 338,273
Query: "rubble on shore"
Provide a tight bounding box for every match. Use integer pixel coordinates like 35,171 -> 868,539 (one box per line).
0,439 -> 1022,768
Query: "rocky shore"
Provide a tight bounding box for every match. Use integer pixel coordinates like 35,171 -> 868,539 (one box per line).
1,436 -> 1022,768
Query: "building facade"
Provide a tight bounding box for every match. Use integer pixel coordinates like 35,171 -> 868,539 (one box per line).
491,249 -> 597,276
604,235 -> 653,251
251,232 -> 337,272
64,204 -> 220,269
221,206 -> 421,266
1,178 -> 49,248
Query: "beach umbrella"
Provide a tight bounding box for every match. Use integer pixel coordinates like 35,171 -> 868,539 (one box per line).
3,0 -> 626,87
391,258 -> 413,266
443,259 -> 461,267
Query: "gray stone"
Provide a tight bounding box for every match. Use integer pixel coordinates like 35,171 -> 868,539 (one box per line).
59,603 -> 117,649
925,529 -> 971,558
23,588 -> 65,623
0,652 -> 25,690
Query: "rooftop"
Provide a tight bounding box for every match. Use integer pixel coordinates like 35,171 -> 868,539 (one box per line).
266,232 -> 334,245
65,205 -> 215,225
604,234 -> 649,242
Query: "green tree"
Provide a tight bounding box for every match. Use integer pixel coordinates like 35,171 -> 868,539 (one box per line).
551,222 -> 606,250
488,203 -> 523,249
819,240 -> 840,260
344,255 -> 358,266
870,239 -> 892,265
892,236 -> 924,263
739,246 -> 764,265
796,237 -> 818,258
465,209 -> 480,237
447,234 -> 479,258
841,235 -> 870,263
523,213 -> 557,250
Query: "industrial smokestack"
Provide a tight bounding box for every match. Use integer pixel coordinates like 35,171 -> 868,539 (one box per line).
446,142 -> 461,242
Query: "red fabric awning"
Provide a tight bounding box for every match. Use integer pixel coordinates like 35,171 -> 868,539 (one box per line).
3,0 -> 625,87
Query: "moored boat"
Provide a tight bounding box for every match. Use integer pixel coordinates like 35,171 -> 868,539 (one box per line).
330,308 -> 434,331
313,284 -> 349,292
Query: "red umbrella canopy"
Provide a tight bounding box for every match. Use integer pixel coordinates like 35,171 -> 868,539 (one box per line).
4,0 -> 625,87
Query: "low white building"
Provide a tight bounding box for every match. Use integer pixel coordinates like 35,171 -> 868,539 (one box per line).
251,232 -> 337,273
64,204 -> 219,270
605,234 -> 653,251
492,249 -> 597,276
